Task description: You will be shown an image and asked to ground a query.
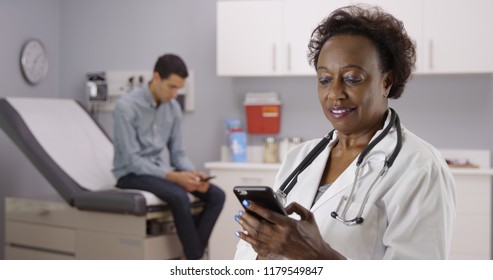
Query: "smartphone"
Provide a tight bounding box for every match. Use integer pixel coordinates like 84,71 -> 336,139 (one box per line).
233,186 -> 287,222
200,175 -> 216,182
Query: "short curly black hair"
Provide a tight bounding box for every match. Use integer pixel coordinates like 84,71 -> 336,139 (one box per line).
308,5 -> 416,99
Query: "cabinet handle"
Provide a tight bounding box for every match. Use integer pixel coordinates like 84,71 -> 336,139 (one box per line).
272,43 -> 276,72
38,209 -> 50,216
429,40 -> 434,71
287,43 -> 291,72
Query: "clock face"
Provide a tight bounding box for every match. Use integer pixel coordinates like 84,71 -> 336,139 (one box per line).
20,39 -> 49,85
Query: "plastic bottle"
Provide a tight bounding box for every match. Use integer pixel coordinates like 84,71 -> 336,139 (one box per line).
230,131 -> 247,162
225,118 -> 247,163
263,137 -> 278,163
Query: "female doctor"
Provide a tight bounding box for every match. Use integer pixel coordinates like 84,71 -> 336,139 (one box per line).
234,5 -> 456,260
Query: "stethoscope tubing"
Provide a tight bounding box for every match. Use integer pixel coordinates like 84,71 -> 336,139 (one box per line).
276,108 -> 402,226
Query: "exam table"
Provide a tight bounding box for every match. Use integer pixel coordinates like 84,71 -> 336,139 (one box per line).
0,97 -> 202,259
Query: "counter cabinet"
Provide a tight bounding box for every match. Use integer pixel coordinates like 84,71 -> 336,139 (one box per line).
205,162 -> 280,259
206,160 -> 493,260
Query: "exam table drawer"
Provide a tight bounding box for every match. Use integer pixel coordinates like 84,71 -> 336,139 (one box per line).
76,229 -> 182,259
5,221 -> 76,254
5,197 -> 78,228
5,245 -> 75,260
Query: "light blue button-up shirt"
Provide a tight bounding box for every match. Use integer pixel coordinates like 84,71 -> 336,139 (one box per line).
112,86 -> 194,180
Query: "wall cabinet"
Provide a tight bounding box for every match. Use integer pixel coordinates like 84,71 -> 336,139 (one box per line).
217,1 -> 283,76
362,0 -> 493,73
282,0 -> 350,76
359,0 -> 425,72
217,0 -> 349,76
422,0 -> 493,73
217,0 -> 493,76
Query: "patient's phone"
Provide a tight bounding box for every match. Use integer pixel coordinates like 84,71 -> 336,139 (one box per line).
233,186 -> 287,222
200,175 -> 216,182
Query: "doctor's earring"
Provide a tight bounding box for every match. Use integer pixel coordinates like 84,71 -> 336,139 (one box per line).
383,90 -> 390,98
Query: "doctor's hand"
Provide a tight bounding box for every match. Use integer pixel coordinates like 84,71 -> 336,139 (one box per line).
235,201 -> 346,260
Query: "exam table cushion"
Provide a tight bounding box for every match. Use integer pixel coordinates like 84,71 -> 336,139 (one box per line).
0,97 -> 198,215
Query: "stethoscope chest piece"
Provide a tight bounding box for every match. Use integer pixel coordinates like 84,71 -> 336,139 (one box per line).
331,211 -> 364,225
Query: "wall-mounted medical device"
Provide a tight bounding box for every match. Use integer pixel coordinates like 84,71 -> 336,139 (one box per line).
86,71 -> 108,101
85,70 -> 195,113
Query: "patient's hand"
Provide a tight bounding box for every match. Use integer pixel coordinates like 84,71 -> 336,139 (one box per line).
197,181 -> 210,193
193,170 -> 211,193
165,171 -> 201,192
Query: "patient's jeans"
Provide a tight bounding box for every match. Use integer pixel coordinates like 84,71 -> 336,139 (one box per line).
116,173 -> 225,260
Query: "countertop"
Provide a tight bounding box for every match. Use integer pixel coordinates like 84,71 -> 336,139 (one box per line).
448,168 -> 493,176
205,161 -> 281,171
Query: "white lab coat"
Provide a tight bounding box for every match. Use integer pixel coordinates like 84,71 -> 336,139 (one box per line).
234,113 -> 456,259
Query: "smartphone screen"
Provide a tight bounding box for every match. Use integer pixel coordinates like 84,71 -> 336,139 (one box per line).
233,186 -> 287,222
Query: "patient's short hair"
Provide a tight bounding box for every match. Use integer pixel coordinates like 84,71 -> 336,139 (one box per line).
154,54 -> 188,79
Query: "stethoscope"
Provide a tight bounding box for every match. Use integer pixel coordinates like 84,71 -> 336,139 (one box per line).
276,108 -> 403,226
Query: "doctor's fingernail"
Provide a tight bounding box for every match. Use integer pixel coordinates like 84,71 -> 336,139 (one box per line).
238,210 -> 244,216
242,200 -> 250,207
235,231 -> 241,238
234,214 -> 240,222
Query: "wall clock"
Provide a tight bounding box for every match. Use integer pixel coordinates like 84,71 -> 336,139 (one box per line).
20,39 -> 49,85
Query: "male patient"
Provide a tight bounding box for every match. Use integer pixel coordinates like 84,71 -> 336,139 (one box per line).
112,54 -> 225,260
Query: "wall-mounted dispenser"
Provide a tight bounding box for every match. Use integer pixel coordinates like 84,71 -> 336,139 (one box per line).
86,71 -> 108,101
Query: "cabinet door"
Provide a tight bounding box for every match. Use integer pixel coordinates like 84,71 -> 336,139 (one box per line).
449,175 -> 491,259
283,0 -> 350,76
361,0 -> 425,73
217,1 -> 283,76
423,0 -> 493,73
207,167 -> 279,260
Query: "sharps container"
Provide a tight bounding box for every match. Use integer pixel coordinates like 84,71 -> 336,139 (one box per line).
244,92 -> 281,134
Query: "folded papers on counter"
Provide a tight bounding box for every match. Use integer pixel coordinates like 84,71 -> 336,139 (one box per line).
445,158 -> 479,168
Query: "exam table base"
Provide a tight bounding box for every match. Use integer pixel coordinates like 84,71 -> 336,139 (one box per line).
4,197 -> 197,260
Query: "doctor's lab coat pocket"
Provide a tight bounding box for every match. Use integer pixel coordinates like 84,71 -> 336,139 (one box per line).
324,201 -> 380,259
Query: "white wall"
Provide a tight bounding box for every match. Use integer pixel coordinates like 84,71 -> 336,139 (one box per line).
58,0 -> 238,162
0,0 -> 63,259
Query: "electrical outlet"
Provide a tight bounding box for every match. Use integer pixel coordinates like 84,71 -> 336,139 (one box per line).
106,70 -> 153,97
